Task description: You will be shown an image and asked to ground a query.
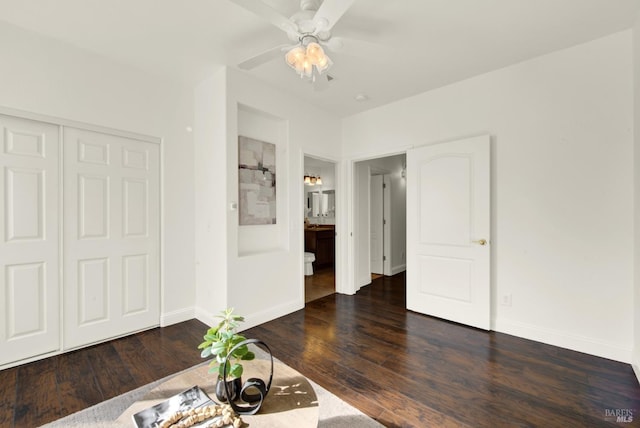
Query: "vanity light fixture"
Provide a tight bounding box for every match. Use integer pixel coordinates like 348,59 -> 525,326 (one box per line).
304,174 -> 322,185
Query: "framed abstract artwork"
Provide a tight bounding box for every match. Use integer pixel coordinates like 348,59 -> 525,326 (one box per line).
238,136 -> 276,225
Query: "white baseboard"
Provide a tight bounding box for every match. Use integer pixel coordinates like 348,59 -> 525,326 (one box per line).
161,307 -> 195,327
194,306 -> 218,327
390,264 -> 406,276
194,299 -> 303,332
241,299 -> 304,331
494,318 -> 632,363
633,351 -> 640,385
358,275 -> 371,289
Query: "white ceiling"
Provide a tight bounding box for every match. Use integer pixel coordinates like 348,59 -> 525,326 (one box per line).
1,0 -> 638,117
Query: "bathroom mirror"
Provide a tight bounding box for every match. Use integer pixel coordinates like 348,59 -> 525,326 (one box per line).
307,190 -> 335,217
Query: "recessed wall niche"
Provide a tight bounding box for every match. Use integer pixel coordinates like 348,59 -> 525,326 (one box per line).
236,104 -> 289,257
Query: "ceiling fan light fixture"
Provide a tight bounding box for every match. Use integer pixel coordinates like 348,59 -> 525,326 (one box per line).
306,42 -> 323,60
285,37 -> 332,79
285,46 -> 305,66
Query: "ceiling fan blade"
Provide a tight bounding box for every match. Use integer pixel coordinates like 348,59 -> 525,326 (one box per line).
229,0 -> 298,33
313,0 -> 357,32
238,44 -> 291,70
324,36 -> 391,61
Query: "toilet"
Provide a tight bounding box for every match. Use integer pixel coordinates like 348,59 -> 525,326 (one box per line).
304,252 -> 316,276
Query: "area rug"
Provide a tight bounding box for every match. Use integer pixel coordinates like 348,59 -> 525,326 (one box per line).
42,356 -> 383,428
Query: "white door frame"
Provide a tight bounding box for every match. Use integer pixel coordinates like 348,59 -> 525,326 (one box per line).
342,135 -> 492,325
344,148 -> 410,294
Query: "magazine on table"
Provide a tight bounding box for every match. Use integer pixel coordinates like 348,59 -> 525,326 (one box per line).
132,385 -> 215,428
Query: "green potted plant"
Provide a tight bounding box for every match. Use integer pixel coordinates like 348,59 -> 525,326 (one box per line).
198,308 -> 256,402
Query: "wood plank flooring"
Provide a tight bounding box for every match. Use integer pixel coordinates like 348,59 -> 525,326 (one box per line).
2,272 -> 639,427
250,273 -> 640,427
305,266 -> 336,303
0,320 -> 206,428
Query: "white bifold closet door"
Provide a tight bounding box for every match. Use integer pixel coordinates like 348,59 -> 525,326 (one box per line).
0,115 -> 60,366
63,127 -> 160,349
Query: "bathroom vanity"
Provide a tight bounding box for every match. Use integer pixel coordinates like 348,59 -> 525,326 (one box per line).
304,225 -> 335,269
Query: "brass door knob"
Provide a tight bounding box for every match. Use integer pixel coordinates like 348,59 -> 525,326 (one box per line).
472,239 -> 488,246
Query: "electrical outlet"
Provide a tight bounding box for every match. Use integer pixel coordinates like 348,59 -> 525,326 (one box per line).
501,294 -> 512,306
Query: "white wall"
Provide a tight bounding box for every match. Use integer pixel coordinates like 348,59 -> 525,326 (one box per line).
343,31 -> 634,362
0,22 -> 196,326
194,68 -> 342,329
633,12 -> 640,377
194,70 -> 229,321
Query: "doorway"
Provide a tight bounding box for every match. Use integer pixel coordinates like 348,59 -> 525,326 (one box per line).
303,156 -> 336,303
350,135 -> 491,331
353,154 -> 407,288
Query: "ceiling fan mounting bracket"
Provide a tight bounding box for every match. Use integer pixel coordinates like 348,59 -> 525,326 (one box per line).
299,34 -> 320,46
300,0 -> 322,12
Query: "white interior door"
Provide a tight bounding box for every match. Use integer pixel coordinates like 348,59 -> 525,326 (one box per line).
63,127 -> 160,349
370,175 -> 384,274
406,135 -> 491,330
0,115 -> 60,365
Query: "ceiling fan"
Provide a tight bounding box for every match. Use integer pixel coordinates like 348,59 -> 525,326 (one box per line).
229,0 -> 359,89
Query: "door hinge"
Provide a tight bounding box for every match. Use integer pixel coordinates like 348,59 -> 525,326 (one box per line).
383,183 -> 387,189
383,256 -> 387,261
383,219 -> 386,225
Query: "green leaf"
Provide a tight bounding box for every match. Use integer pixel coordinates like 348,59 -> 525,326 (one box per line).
233,346 -> 248,358
204,333 -> 217,341
229,363 -> 243,379
200,347 -> 212,358
231,334 -> 247,344
241,351 -> 255,361
210,342 -> 226,356
197,341 -> 211,349
208,360 -> 220,374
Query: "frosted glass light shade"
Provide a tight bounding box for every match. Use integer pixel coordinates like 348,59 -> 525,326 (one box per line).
285,41 -> 332,78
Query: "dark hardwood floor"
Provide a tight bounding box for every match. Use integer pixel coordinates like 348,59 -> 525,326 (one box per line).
305,266 -> 336,303
2,272 -> 639,427
0,319 -> 206,428
248,274 -> 640,427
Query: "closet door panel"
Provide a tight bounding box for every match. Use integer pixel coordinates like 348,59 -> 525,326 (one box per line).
63,128 -> 159,349
0,115 -> 60,366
